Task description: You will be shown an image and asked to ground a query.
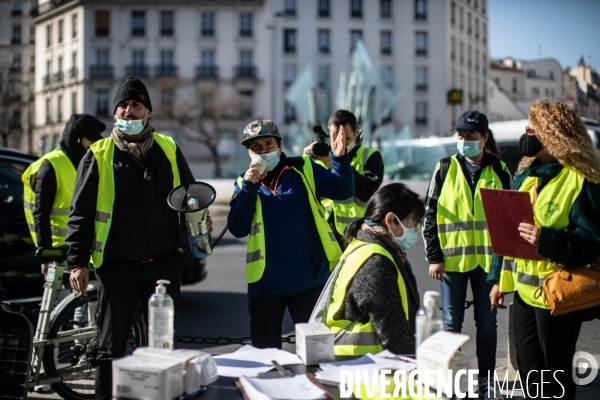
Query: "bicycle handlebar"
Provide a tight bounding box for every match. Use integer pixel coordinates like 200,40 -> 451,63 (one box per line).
35,245 -> 68,263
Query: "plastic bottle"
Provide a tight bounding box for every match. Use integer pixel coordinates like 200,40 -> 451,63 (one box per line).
415,291 -> 444,351
148,279 -> 174,349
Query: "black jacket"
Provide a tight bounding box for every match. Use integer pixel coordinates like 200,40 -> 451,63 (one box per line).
65,140 -> 195,267
340,229 -> 420,354
423,152 -> 512,265
33,114 -> 106,247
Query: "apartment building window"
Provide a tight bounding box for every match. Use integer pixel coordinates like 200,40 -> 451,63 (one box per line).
13,0 -> 22,13
532,87 -> 540,98
350,0 -> 362,18
202,50 -> 215,67
549,70 -> 554,80
12,25 -> 22,44
198,50 -> 217,78
415,0 -> 427,20
318,30 -> 330,54
350,30 -> 363,53
451,2 -> 455,25
475,49 -> 479,71
45,60 -> 51,85
381,31 -> 392,55
56,56 -> 63,82
237,50 -> 254,78
380,0 -> 391,18
467,12 -> 472,35
239,90 -> 253,116
415,102 -> 427,125
482,0 -> 486,14
95,10 -> 109,36
96,91 -> 109,117
57,95 -> 63,122
482,23 -> 487,44
160,91 -> 174,115
284,102 -> 296,123
416,67 -> 427,91
46,98 -> 51,124
71,91 -> 77,114
415,32 -> 427,56
158,50 -> 175,76
284,29 -> 296,53
474,0 -> 479,9
451,36 -> 456,61
160,11 -> 174,36
132,11 -> 145,36
512,78 -> 518,93
482,53 -> 487,75
284,65 -> 296,87
46,24 -> 51,47
544,88 -> 550,98
318,65 -> 330,87
318,0 -> 330,17
240,13 -> 253,37
11,54 -> 21,72
202,12 -> 215,36
58,19 -> 63,43
72,14 -> 77,38
475,18 -> 479,39
467,45 -> 472,69
459,41 -> 464,65
459,7 -> 464,30
284,0 -> 296,16
70,51 -> 77,78
381,66 -> 393,88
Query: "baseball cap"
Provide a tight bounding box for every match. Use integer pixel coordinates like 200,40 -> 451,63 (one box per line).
241,119 -> 281,146
453,110 -> 489,133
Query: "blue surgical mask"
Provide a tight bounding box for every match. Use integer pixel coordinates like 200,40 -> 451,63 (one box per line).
255,151 -> 280,172
390,215 -> 419,251
114,110 -> 147,136
456,138 -> 483,158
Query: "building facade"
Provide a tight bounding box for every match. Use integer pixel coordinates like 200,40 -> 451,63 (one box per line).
563,57 -> 600,121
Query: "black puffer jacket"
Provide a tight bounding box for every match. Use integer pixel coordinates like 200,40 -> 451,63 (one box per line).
33,115 -> 106,246
337,229 -> 420,354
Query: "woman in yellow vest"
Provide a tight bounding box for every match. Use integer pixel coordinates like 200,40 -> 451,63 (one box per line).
423,110 -> 512,398
488,100 -> 600,400
325,183 -> 423,355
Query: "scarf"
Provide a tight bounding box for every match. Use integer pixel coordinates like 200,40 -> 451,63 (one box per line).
110,122 -> 155,163
361,221 -> 407,265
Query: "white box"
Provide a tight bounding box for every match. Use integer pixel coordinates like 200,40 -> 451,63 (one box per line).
112,355 -> 183,400
295,323 -> 334,366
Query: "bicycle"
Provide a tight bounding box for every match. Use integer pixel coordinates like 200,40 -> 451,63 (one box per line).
21,246 -> 146,400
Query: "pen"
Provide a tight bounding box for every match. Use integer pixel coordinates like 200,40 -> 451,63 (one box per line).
271,360 -> 288,376
490,291 -> 503,312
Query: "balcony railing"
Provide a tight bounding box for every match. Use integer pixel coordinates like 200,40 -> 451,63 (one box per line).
9,66 -> 22,73
235,66 -> 256,79
416,84 -> 428,92
416,49 -> 427,56
11,9 -> 22,16
69,67 -> 78,79
90,65 -> 113,79
126,65 -> 149,78
53,71 -> 64,83
415,117 -> 428,126
43,75 -> 51,86
11,37 -> 22,44
195,66 -> 219,79
154,65 -> 178,78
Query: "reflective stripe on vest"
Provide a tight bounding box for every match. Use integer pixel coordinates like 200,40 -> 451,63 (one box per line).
325,239 -> 408,356
90,134 -> 180,267
237,155 -> 342,284
322,146 -> 380,235
436,155 -> 504,273
498,257 -> 517,293
22,149 -> 76,247
507,168 -> 584,308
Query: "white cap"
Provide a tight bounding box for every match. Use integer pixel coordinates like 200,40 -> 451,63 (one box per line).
155,279 -> 170,294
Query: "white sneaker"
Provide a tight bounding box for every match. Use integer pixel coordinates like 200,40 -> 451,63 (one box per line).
34,384 -> 51,392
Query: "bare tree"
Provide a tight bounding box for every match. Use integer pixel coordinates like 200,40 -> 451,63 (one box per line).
169,87 -> 236,178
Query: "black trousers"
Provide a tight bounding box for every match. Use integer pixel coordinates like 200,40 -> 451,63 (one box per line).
94,251 -> 184,400
249,286 -> 324,349
512,292 -> 583,400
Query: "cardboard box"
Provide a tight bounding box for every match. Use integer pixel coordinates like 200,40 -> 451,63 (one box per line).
112,355 -> 183,400
295,323 -> 334,366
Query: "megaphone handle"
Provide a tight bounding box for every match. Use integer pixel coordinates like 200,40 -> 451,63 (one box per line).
211,187 -> 252,248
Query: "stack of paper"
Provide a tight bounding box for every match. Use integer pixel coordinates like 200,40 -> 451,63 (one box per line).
213,346 -> 302,378
238,375 -> 327,400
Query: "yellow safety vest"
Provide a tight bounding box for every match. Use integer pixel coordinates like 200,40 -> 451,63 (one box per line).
90,134 -> 180,268
500,168 -> 585,308
236,155 -> 342,284
322,146 -> 381,236
326,239 -> 409,356
22,149 -> 76,247
437,155 -> 505,273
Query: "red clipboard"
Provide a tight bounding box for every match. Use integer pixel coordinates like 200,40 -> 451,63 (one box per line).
480,189 -> 542,260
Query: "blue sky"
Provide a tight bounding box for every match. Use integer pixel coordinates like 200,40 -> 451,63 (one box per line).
489,0 -> 600,70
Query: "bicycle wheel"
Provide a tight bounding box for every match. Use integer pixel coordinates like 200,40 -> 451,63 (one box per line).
42,288 -> 147,400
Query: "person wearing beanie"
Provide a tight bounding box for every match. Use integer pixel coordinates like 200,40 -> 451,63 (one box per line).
227,119 -> 354,349
22,113 -> 106,274
65,76 -> 210,400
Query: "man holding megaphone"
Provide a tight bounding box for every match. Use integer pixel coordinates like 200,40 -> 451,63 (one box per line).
65,76 -> 211,400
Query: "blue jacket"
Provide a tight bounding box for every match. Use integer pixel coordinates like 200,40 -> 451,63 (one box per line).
228,152 -> 355,298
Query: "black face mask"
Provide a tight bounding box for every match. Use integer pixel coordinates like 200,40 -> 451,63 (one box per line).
519,133 -> 544,157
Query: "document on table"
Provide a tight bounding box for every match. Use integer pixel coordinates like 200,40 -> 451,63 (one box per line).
315,353 -> 417,384
213,345 -> 303,378
238,375 -> 327,400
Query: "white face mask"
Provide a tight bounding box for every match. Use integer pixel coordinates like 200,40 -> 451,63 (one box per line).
114,109 -> 147,136
389,215 -> 419,251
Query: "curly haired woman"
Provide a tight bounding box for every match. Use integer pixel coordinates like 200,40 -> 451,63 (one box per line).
488,100 -> 600,400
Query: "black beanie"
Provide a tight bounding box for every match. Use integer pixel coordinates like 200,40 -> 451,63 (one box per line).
113,76 -> 152,113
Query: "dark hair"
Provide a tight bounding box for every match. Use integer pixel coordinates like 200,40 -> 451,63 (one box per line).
244,137 -> 282,149
484,129 -> 501,158
328,110 -> 358,132
344,183 -> 425,244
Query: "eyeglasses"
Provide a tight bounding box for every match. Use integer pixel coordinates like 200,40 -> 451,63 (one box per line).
403,219 -> 422,230
525,126 -> 535,135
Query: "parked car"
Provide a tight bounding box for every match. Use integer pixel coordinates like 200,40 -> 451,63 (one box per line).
0,147 -> 206,303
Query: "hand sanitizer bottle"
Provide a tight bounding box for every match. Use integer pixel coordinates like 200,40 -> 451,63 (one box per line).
148,279 -> 174,349
415,291 -> 443,351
